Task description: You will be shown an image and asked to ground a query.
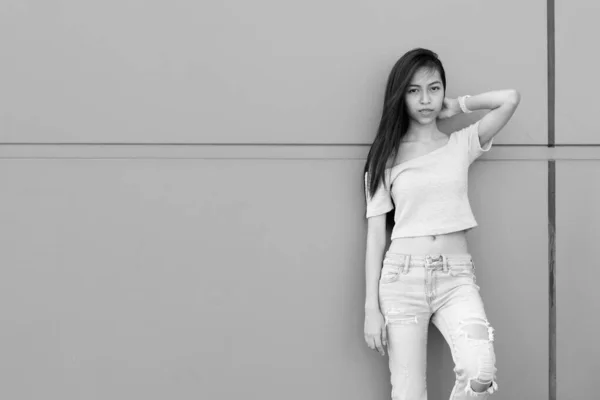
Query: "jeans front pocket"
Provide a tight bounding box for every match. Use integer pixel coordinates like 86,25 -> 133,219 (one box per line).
449,264 -> 478,287
379,263 -> 401,284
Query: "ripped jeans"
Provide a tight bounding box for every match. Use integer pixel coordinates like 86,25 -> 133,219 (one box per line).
378,252 -> 498,400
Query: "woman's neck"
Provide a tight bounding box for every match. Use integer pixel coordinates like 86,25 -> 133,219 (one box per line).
403,121 -> 444,142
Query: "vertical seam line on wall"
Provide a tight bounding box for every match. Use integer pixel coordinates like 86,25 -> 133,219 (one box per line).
548,160 -> 556,400
548,0 -> 555,148
547,0 -> 556,398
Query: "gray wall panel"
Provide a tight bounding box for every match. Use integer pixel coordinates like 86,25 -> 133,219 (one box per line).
0,0 -> 545,144
556,161 -> 599,399
556,1 -> 600,144
0,159 -> 388,399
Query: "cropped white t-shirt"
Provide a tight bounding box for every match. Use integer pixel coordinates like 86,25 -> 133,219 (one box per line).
364,121 -> 493,239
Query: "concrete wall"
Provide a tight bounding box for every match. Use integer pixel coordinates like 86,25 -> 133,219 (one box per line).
0,1 -> 594,399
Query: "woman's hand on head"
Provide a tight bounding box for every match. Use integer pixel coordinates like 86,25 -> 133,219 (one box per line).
437,97 -> 460,120
364,308 -> 387,356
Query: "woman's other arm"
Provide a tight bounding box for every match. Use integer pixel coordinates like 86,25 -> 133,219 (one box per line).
364,213 -> 388,356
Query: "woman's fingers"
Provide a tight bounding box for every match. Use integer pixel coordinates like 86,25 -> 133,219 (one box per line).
373,336 -> 385,356
366,332 -> 385,355
365,335 -> 375,350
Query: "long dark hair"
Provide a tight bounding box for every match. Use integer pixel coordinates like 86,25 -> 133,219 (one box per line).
363,48 -> 447,224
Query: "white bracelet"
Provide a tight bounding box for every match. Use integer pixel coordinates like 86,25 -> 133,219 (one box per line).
458,95 -> 472,114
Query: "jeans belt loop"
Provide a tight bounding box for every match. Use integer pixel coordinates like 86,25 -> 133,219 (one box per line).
402,255 -> 410,274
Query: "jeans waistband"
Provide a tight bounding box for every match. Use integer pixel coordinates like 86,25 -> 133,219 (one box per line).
383,251 -> 474,272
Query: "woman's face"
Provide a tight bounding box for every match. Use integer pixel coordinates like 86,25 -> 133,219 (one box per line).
404,67 -> 445,124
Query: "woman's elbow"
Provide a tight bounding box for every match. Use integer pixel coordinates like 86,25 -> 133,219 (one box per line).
506,89 -> 521,106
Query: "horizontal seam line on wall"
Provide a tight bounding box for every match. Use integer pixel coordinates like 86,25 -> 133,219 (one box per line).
2,143 -> 600,147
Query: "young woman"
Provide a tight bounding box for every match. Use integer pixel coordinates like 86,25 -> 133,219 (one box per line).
363,48 -> 520,400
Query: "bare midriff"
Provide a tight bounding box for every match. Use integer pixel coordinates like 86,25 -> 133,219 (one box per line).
387,229 -> 470,256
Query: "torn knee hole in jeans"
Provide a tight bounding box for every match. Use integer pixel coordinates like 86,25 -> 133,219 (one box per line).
466,377 -> 498,396
465,356 -> 498,395
456,317 -> 495,342
456,318 -> 498,395
384,309 -> 418,326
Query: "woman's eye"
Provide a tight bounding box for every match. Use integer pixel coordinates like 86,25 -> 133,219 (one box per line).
431,86 -> 440,91
408,89 -> 417,94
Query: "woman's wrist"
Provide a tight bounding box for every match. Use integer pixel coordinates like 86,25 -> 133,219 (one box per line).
365,304 -> 381,314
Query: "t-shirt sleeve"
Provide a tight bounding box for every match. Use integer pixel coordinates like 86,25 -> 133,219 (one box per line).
458,120 -> 493,165
364,171 -> 394,218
